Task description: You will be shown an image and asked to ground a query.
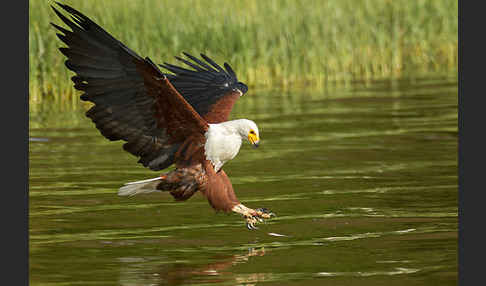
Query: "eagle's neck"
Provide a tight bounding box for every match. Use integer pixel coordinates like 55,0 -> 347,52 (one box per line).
204,120 -> 247,172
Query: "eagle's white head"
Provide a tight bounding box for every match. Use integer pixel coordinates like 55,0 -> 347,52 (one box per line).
232,119 -> 260,148
204,119 -> 261,172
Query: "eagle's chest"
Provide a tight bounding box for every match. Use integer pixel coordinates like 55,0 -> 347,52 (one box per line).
204,125 -> 242,171
206,133 -> 241,162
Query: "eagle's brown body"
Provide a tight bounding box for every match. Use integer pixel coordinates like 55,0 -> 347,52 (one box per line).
52,3 -> 273,229
159,159 -> 239,212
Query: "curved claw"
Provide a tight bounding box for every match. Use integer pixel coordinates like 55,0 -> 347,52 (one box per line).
246,222 -> 259,230
245,216 -> 259,230
233,204 -> 276,230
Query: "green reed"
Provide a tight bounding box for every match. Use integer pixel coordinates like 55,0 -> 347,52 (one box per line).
30,0 -> 457,105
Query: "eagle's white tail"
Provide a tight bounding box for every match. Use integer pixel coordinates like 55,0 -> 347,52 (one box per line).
118,176 -> 163,197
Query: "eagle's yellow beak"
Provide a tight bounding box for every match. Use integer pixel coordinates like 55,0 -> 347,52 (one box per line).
248,133 -> 260,148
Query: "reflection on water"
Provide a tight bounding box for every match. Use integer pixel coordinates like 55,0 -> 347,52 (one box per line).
118,248 -> 266,286
29,76 -> 457,286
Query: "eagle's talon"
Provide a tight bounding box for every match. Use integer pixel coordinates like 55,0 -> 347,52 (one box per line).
255,208 -> 275,219
246,221 -> 258,230
245,215 -> 261,230
234,204 -> 275,230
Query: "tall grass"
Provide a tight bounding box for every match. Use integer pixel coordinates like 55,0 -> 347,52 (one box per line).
30,0 -> 457,105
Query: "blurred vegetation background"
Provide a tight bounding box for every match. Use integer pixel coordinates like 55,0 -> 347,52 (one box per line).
29,0 -> 457,107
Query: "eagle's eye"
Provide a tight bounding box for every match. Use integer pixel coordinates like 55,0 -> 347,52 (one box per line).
249,130 -> 256,135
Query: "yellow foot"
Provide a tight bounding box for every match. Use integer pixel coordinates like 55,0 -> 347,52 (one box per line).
232,204 -> 276,230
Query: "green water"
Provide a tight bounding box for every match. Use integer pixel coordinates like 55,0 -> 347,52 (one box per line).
29,77 -> 458,286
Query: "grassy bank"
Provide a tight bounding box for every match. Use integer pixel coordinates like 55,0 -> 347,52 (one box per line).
30,0 -> 457,105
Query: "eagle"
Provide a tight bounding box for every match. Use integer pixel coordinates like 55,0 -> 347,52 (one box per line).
50,3 -> 274,229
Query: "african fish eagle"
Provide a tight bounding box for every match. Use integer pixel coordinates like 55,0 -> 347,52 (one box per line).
51,2 -> 274,229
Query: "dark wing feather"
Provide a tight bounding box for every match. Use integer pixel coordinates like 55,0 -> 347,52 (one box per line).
134,57 -> 208,142
160,52 -> 249,123
51,2 -> 207,171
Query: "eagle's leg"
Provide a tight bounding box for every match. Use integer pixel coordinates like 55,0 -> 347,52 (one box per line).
231,204 -> 275,230
157,164 -> 205,201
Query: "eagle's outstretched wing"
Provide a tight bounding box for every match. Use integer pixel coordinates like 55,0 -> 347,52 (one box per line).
160,53 -> 248,123
51,3 -> 208,170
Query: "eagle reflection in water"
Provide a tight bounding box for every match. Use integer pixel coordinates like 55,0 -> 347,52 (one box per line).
117,248 -> 267,286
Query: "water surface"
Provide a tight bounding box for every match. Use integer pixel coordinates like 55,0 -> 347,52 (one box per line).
29,77 -> 458,285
